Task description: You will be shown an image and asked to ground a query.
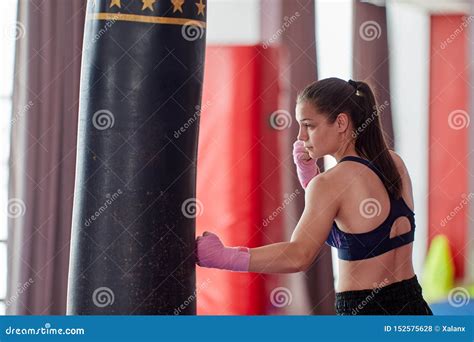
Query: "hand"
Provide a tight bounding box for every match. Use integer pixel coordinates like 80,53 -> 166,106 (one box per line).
293,140 -> 320,189
196,231 -> 250,272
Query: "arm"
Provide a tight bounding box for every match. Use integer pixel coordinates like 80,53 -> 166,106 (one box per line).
196,175 -> 338,274
248,175 -> 338,273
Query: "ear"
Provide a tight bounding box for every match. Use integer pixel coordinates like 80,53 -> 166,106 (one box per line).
335,112 -> 350,132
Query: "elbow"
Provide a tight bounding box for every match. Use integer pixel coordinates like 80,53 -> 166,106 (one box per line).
296,260 -> 312,273
293,246 -> 315,273
286,264 -> 307,273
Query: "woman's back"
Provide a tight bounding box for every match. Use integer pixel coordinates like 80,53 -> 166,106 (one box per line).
326,151 -> 415,292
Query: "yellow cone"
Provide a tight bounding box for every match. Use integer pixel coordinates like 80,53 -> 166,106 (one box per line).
421,234 -> 455,302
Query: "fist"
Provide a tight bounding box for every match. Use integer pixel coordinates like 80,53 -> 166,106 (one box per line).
195,231 -> 250,272
292,140 -> 312,165
292,140 -> 320,189
196,231 -> 225,268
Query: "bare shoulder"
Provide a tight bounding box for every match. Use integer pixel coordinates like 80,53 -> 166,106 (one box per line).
306,164 -> 347,202
304,172 -> 342,212
306,171 -> 334,193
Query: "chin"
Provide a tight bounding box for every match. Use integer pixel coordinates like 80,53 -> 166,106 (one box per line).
308,149 -> 320,159
309,149 -> 325,160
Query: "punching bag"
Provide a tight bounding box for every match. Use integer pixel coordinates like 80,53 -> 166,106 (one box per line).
67,0 -> 207,314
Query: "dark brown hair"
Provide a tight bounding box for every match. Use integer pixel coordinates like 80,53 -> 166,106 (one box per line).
297,77 -> 402,199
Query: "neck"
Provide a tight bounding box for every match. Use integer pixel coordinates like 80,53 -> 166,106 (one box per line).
332,142 -> 360,163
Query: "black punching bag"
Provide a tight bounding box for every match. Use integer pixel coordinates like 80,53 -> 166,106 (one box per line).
67,0 -> 206,314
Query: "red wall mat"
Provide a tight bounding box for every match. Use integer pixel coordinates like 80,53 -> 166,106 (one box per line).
196,45 -> 283,314
429,15 -> 469,279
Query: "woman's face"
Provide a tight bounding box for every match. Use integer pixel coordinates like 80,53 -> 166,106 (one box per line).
295,101 -> 349,159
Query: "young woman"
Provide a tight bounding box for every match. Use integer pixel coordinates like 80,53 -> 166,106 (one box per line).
195,77 -> 433,315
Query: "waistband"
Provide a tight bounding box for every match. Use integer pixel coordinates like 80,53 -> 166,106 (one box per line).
335,275 -> 422,302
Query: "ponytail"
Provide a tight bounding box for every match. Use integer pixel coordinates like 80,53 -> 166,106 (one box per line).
349,80 -> 401,199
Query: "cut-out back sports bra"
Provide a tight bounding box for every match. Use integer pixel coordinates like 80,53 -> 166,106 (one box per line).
325,156 -> 415,261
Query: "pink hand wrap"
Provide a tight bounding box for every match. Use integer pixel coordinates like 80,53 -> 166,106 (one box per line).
196,232 -> 250,272
293,140 -> 320,189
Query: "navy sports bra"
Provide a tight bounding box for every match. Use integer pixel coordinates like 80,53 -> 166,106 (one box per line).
325,156 -> 415,261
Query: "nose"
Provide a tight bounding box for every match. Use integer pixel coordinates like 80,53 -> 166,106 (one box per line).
297,126 -> 307,141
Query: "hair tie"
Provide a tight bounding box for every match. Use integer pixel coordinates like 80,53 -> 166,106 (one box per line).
348,79 -> 358,88
348,79 -> 363,97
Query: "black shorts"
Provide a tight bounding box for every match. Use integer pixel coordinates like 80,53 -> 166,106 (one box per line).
335,275 -> 433,315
